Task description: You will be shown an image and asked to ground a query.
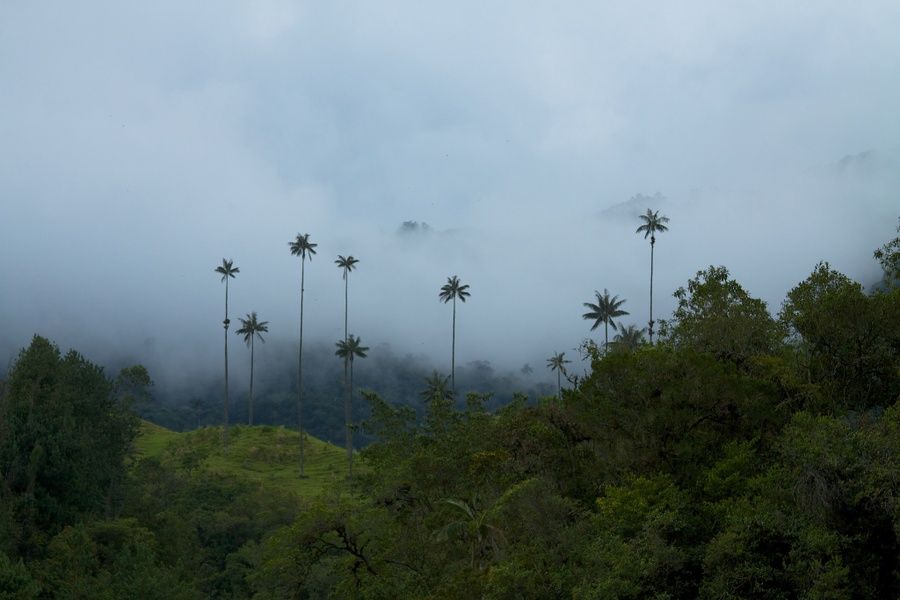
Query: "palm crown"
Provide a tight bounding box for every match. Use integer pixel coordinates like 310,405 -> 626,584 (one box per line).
215,258 -> 239,281
547,352 -> 570,374
439,276 -> 471,303
335,255 -> 359,278
289,233 -> 317,261
421,371 -> 453,402
636,209 -> 670,241
612,324 -> 645,351
583,289 -> 629,332
236,312 -> 269,346
335,334 -> 369,362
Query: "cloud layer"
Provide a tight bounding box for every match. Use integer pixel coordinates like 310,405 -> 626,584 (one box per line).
2,1 -> 898,390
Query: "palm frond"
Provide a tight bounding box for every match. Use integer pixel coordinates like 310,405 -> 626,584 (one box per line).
214,258 -> 239,281
439,275 -> 471,303
289,233 -> 318,260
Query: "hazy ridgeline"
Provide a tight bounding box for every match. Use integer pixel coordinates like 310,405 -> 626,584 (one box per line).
138,339 -> 554,445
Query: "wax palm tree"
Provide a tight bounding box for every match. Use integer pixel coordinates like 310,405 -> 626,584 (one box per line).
439,275 -> 471,392
421,371 -> 453,404
235,312 -> 268,426
546,352 -> 571,400
611,324 -> 645,353
289,233 -> 317,477
214,258 -> 239,451
582,289 -> 629,352
636,208 -> 670,344
335,255 -> 360,343
335,334 -> 369,476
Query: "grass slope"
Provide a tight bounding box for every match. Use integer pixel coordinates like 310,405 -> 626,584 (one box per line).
135,420 -> 354,497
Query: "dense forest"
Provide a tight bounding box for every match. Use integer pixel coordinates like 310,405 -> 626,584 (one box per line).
1,224 -> 898,598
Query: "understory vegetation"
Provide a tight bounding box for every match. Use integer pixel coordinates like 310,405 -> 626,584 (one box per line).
1,227 -> 898,598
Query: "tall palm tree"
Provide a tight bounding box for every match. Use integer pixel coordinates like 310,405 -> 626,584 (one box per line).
636,208 -> 670,344
439,275 -> 471,393
546,352 -> 571,400
611,324 -> 645,353
545,352 -> 570,400
235,312 -> 268,425
335,334 -> 368,475
582,288 -> 629,352
335,255 -> 360,344
289,233 -> 317,477
214,258 -> 239,451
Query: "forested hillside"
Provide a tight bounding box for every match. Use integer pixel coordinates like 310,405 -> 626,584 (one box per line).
1,229 -> 898,598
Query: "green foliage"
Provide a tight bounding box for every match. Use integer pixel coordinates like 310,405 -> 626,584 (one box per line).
0,337 -> 138,557
781,263 -> 900,410
874,218 -> 900,287
33,519 -> 193,600
0,552 -> 40,600
661,266 -> 783,365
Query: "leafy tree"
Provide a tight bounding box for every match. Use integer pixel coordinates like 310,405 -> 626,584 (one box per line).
582,288 -> 629,352
235,312 -> 268,426
0,551 -> 40,599
214,258 -> 239,451
636,208 -> 670,343
289,232 -> 317,476
335,335 -> 369,475
661,265 -> 783,366
439,275 -> 471,393
781,262 -> 899,410
0,337 -> 138,557
546,352 -> 570,400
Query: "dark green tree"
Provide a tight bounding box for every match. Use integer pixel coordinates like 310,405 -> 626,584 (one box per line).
439,275 -> 471,392
335,334 -> 369,475
662,265 -> 782,366
582,288 -> 629,352
214,258 -> 239,451
0,337 -> 138,557
289,233 -> 317,477
636,208 -> 670,343
235,312 -> 268,426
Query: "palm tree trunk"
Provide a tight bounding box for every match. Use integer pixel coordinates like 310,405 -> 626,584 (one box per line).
344,272 -> 349,343
451,296 -> 457,393
249,335 -> 254,426
224,278 -> 230,453
345,358 -> 352,476
604,321 -> 609,354
649,236 -> 655,345
557,370 -> 561,400
298,259 -> 306,477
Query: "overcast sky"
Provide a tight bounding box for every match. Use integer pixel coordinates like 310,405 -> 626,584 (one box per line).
1,1 -> 898,390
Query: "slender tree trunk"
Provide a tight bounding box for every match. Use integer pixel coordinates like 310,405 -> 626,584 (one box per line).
248,336 -> 254,425
557,370 -> 561,400
224,279 -> 230,453
344,272 -> 349,343
649,236 -> 655,345
343,269 -> 351,475
298,259 -> 306,477
346,359 -> 353,476
604,320 -> 609,353
451,296 -> 457,393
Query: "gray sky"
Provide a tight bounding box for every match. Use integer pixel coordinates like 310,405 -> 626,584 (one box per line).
1,1 -> 898,389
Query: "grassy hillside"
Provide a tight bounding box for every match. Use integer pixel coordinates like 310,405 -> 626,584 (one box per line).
134,420 -> 353,496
